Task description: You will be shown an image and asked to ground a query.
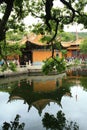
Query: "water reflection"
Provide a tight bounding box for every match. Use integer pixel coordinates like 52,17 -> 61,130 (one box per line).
8,76 -> 72,115
0,75 -> 87,129
42,110 -> 79,130
2,111 -> 79,130
2,114 -> 25,130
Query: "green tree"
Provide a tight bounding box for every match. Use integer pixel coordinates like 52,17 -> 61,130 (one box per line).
28,0 -> 87,43
59,32 -> 76,42
6,30 -> 26,41
80,38 -> 87,54
0,39 -> 25,71
0,0 -> 87,42
42,57 -> 66,75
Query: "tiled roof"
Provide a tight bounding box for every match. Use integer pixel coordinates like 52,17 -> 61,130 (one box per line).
67,46 -> 80,50
9,33 -> 83,49
61,38 -> 83,48
21,33 -> 45,45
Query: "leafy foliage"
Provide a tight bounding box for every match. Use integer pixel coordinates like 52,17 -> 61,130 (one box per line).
6,31 -> 26,41
1,62 -> 17,72
0,40 -> 24,58
59,32 -> 76,42
29,0 -> 87,44
0,40 -> 25,71
0,0 -> 87,42
0,64 -> 7,72
80,38 -> 87,54
42,56 -> 66,75
8,62 -> 17,71
72,32 -> 87,39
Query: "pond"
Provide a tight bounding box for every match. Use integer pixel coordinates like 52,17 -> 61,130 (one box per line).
0,74 -> 87,130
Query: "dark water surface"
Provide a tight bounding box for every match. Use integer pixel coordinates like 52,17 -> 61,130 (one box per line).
0,74 -> 87,130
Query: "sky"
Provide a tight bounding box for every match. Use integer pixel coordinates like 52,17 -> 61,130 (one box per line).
64,24 -> 87,32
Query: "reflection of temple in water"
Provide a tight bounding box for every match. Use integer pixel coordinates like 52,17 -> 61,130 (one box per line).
8,77 -> 71,116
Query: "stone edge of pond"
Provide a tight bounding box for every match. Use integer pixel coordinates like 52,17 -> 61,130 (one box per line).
0,67 -> 66,78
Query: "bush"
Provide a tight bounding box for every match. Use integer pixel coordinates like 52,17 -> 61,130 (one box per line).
42,57 -> 66,75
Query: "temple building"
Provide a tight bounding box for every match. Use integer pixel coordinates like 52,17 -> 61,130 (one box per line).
61,38 -> 86,59
19,34 -> 62,66
7,34 -> 85,65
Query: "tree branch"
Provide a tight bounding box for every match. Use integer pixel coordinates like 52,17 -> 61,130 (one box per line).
47,20 -> 59,44
0,0 -> 14,41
